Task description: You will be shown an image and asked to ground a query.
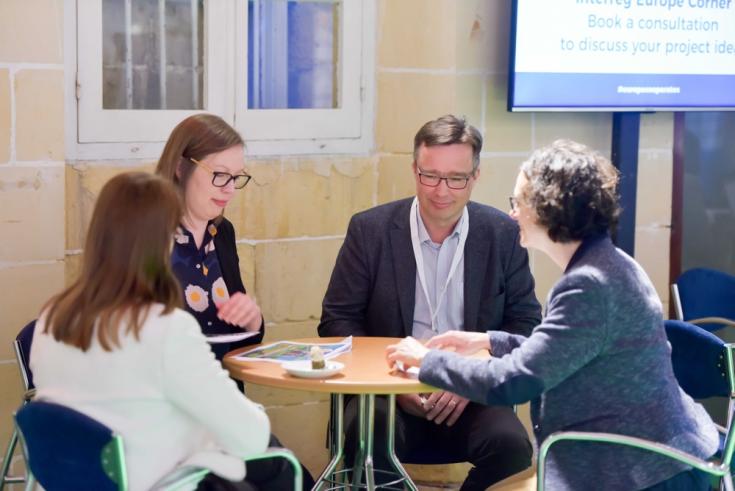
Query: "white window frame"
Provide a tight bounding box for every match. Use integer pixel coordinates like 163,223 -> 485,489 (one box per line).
65,0 -> 374,160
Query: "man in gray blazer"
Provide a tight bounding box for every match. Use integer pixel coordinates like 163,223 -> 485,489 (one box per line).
318,115 -> 542,490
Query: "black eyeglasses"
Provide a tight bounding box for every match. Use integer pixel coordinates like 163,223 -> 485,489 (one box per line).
509,196 -> 519,212
190,158 -> 252,189
416,166 -> 474,190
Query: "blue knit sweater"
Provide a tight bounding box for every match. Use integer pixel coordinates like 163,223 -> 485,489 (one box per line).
420,235 -> 718,490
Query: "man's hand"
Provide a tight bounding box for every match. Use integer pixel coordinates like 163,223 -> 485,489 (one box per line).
396,394 -> 428,418
423,391 -> 469,426
425,330 -> 490,355
397,391 -> 469,426
216,292 -> 262,331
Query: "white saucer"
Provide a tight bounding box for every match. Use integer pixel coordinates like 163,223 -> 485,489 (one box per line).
282,360 -> 344,379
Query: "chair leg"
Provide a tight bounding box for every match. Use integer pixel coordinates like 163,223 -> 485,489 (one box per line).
723,472 -> 734,491
23,473 -> 34,491
0,428 -> 20,491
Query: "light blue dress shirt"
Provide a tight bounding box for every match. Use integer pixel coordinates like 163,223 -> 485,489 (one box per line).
411,212 -> 465,340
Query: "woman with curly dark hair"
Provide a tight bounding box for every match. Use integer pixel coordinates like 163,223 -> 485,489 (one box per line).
385,140 -> 718,490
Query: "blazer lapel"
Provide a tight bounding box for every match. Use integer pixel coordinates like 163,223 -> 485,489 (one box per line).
463,210 -> 490,332
390,210 -> 417,337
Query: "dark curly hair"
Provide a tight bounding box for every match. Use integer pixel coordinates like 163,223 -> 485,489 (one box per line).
519,139 -> 620,243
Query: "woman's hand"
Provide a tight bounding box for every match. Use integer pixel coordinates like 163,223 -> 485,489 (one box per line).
216,292 -> 262,331
385,336 -> 429,370
425,330 -> 490,355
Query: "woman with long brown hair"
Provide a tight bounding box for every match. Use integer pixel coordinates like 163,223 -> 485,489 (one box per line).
30,173 -> 294,490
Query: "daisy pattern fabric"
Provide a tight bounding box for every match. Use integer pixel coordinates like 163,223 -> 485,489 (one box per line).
172,223 -> 234,337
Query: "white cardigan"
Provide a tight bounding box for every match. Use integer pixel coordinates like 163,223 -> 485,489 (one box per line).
31,304 -> 270,491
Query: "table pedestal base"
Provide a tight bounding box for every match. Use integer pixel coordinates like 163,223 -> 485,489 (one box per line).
313,394 -> 417,491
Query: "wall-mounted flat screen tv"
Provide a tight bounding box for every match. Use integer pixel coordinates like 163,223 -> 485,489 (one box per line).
508,0 -> 735,111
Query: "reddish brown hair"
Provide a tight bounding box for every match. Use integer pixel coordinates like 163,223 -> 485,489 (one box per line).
155,113 -> 244,194
43,172 -> 183,351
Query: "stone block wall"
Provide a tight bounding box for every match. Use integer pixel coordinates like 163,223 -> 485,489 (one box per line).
0,0 -> 66,477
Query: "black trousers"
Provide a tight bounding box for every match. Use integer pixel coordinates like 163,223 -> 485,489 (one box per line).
196,434 -> 315,491
342,396 -> 532,491
641,468 -> 712,491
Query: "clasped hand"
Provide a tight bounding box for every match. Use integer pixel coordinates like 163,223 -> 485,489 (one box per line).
396,392 -> 469,427
215,292 -> 262,332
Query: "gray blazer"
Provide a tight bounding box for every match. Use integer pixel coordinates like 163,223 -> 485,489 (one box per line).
318,198 -> 541,339
420,235 -> 718,490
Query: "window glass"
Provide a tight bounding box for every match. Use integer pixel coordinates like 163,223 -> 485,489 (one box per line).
679,111 -> 735,425
681,112 -> 735,275
247,0 -> 339,109
102,0 -> 204,110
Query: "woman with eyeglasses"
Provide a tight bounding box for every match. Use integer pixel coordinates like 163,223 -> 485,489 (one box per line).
386,140 -> 718,490
156,114 -> 314,490
155,114 -> 262,362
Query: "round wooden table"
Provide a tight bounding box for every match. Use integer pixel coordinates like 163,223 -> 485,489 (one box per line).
224,337 -> 439,491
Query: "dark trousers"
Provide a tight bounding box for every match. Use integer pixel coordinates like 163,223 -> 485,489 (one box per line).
342,396 -> 532,491
197,434 -> 315,491
641,468 -> 712,491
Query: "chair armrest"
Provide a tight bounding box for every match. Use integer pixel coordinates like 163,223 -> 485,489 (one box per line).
156,466 -> 209,491
537,431 -> 730,491
689,317 -> 735,329
245,447 -> 302,491
159,448 -> 303,491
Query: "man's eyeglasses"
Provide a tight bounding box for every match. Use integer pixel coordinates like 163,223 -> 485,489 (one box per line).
190,157 -> 252,189
509,196 -> 519,212
416,166 -> 474,190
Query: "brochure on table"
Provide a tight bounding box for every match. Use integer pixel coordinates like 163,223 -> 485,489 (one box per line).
233,336 -> 353,363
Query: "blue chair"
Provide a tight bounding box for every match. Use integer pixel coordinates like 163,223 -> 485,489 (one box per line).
672,268 -> 735,332
0,320 -> 36,491
16,400 -> 126,491
15,400 -> 303,491
537,320 -> 735,491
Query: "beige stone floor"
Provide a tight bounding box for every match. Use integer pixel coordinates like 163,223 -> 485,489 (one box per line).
415,465 -> 537,491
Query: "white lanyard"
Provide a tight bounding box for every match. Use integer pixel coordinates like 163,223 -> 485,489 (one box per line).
409,197 -> 469,332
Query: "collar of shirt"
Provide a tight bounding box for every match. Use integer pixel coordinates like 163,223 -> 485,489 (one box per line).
412,207 -> 467,338
416,209 -> 465,248
174,222 -> 219,251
